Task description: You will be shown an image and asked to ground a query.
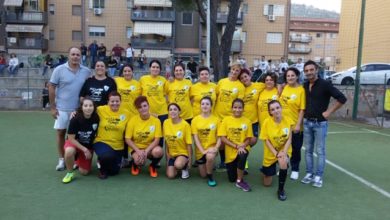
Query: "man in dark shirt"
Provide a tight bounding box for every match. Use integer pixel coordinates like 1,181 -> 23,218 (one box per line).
98,43 -> 107,62
88,40 -> 99,69
187,57 -> 198,79
301,60 -> 347,188
80,43 -> 88,66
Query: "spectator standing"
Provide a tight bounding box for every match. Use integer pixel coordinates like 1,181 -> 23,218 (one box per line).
187,57 -> 198,78
7,53 -> 19,76
42,81 -> 49,110
165,60 -> 172,79
125,43 -> 135,65
138,49 -> 147,70
174,55 -> 183,65
259,56 -> 269,74
42,54 -> 53,76
112,42 -> 125,63
80,43 -> 88,66
317,58 -> 326,79
295,58 -> 305,83
88,40 -> 99,69
98,43 -> 107,62
107,54 -> 118,77
0,54 -> 6,75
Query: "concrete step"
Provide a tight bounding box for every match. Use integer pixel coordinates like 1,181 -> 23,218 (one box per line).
0,87 -> 44,98
0,97 -> 42,110
0,77 -> 48,88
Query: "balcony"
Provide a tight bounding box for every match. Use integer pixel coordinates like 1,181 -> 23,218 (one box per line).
133,0 -> 172,7
131,9 -> 175,22
288,47 -> 312,54
201,38 -> 242,52
6,37 -> 48,50
131,36 -> 173,49
201,11 -> 244,24
289,35 -> 312,43
5,11 -> 48,25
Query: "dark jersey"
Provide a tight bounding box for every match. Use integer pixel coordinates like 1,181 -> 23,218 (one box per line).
80,77 -> 117,106
67,115 -> 99,149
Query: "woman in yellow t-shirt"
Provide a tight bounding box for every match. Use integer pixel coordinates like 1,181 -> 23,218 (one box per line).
164,103 -> 193,179
218,98 -> 253,192
115,64 -> 141,117
190,66 -> 217,117
280,67 -> 305,180
258,72 -> 279,125
259,100 -> 294,201
93,91 -> 131,179
191,96 -> 221,187
165,63 -> 193,122
125,96 -> 163,178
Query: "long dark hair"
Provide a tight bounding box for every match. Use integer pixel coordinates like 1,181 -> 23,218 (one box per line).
75,97 -> 99,121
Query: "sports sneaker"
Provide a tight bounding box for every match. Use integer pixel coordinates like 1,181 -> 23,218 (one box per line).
301,173 -> 314,184
277,190 -> 287,201
131,164 -> 140,176
312,176 -> 323,188
235,180 -> 251,192
207,179 -> 217,187
98,170 -> 107,180
290,171 -> 299,180
62,172 -> 74,184
181,169 -> 190,179
56,158 -> 65,171
149,165 -> 158,178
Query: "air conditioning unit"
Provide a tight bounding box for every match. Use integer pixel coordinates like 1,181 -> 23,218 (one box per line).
268,15 -> 276,21
94,8 -> 103,16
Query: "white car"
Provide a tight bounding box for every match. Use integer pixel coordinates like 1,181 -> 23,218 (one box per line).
331,63 -> 390,85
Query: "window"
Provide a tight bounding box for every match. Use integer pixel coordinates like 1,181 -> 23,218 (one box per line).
316,33 -> 322,38
374,64 -> 390,71
182,12 -> 193,25
263,4 -> 284,16
126,0 -> 133,9
315,44 -> 322,49
126,27 -> 132,39
266,32 -> 282,44
93,0 -> 105,8
89,26 -> 106,37
49,30 -> 55,40
241,31 -> 247,43
268,5 -> 274,15
49,4 -> 55,15
72,31 -> 82,41
72,5 -> 82,16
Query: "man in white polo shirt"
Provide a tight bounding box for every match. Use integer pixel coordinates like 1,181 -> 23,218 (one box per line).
49,47 -> 91,171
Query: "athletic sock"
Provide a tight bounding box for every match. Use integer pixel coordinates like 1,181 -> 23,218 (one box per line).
219,150 -> 225,164
278,169 -> 287,191
150,157 -> 161,168
206,173 -> 214,181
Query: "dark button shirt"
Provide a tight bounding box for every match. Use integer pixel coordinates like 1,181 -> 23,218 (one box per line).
304,78 -> 347,121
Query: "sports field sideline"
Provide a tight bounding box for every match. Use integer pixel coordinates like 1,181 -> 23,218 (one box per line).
0,111 -> 389,220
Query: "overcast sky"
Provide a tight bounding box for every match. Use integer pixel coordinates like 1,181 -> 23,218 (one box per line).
292,0 -> 342,13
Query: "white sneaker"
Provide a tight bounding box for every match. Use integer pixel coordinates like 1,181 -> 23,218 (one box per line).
56,158 -> 65,171
301,173 -> 314,184
312,176 -> 323,188
290,171 -> 299,180
181,169 -> 190,179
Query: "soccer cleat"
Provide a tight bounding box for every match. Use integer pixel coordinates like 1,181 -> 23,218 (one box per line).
301,173 -> 314,184
235,180 -> 251,192
277,190 -> 287,201
56,158 -> 65,171
290,171 -> 299,180
312,176 -> 323,188
149,165 -> 158,178
62,172 -> 74,184
131,164 -> 140,176
207,179 -> 217,187
181,169 -> 190,179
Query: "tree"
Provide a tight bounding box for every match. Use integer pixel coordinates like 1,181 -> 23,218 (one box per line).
173,0 -> 242,81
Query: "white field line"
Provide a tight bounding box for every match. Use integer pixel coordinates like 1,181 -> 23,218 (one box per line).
302,147 -> 390,199
328,131 -> 374,134
330,121 -> 390,137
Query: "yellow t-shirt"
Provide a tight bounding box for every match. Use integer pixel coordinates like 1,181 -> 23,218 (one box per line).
243,82 -> 266,123
125,115 -> 162,151
214,78 -> 245,120
115,77 -> 141,117
94,105 -> 130,151
280,85 -> 306,125
218,116 -> 253,164
259,116 -> 294,167
190,82 -> 217,117
191,114 -> 220,160
257,88 -> 279,125
165,79 -> 193,120
140,75 -> 168,116
163,119 -> 192,158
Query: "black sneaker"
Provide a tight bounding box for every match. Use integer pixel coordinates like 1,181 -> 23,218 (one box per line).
277,190 -> 287,201
98,170 -> 108,180
244,169 -> 249,175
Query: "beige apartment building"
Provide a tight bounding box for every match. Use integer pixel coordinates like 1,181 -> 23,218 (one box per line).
337,0 -> 390,71
288,17 -> 339,71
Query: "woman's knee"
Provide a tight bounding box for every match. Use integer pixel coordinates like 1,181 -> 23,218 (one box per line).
152,146 -> 163,158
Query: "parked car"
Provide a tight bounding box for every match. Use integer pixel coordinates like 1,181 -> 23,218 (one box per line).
324,70 -> 335,83
331,63 -> 390,85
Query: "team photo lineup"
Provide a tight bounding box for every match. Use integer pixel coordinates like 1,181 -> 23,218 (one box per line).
50,47 -> 346,202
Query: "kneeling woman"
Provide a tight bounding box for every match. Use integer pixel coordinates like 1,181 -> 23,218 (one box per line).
218,98 -> 253,192
259,100 -> 293,201
93,91 -> 131,179
125,96 -> 163,177
62,98 -> 99,183
191,97 -> 221,186
164,103 -> 193,179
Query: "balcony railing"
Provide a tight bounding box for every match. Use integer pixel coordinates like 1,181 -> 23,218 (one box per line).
201,38 -> 242,52
288,47 -> 312,54
5,11 -> 48,25
6,37 -> 48,50
131,36 -> 173,49
201,11 -> 244,24
131,9 -> 175,22
289,35 -> 312,43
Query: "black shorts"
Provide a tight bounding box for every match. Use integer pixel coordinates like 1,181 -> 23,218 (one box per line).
261,160 -> 289,176
195,155 -> 207,165
168,155 -> 188,166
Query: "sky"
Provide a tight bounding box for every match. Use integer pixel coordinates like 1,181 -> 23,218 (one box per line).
292,0 -> 342,13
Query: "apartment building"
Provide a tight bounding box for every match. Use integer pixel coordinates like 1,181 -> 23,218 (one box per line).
337,0 -> 390,71
288,17 -> 339,70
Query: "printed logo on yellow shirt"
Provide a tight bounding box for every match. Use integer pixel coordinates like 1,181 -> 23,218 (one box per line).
176,131 -> 183,138
157,81 -> 163,86
149,125 -> 155,132
272,95 -> 278,100
241,124 -> 248,131
184,85 -> 189,90
209,123 -> 216,130
130,85 -> 135,91
290,94 -> 297,100
283,128 -> 289,135
120,114 -> 126,121
232,88 -> 238,94
251,89 -> 257,95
